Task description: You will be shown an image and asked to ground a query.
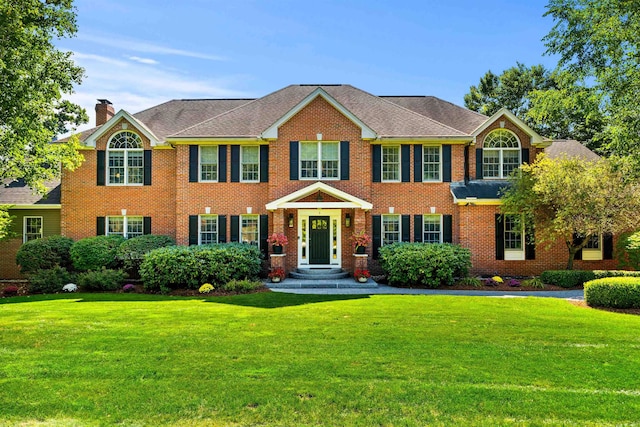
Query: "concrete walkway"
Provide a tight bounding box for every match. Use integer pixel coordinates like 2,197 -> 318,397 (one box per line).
268,280 -> 584,300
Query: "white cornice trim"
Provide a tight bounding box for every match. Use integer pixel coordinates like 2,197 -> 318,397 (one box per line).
83,110 -> 165,148
261,87 -> 377,140
470,108 -> 550,147
8,204 -> 61,210
266,182 -> 373,211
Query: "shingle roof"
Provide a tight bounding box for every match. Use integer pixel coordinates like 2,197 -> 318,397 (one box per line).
545,139 -> 600,161
450,180 -> 510,200
172,84 -> 469,138
0,179 -> 61,205
381,96 -> 487,134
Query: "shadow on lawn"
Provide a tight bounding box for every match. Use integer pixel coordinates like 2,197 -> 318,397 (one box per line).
0,291 -> 369,308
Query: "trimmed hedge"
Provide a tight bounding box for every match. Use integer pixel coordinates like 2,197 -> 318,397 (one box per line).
71,235 -> 125,271
117,234 -> 175,274
593,270 -> 640,279
140,243 -> 262,293
540,270 -> 596,288
16,235 -> 74,273
77,268 -> 127,291
29,266 -> 75,294
584,277 -> 640,308
378,243 -> 471,288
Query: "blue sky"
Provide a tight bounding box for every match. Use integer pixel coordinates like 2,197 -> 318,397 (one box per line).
59,0 -> 559,131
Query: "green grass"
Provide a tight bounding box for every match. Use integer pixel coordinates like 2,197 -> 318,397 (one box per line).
1,292 -> 640,426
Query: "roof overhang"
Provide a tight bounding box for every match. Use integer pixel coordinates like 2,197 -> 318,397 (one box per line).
266,182 -> 373,211
373,137 -> 473,144
7,204 -> 61,210
166,137 -> 265,145
83,110 -> 166,148
261,87 -> 378,140
471,108 -> 551,148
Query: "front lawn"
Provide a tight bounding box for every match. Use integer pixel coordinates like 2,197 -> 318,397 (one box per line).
1,292 -> 639,426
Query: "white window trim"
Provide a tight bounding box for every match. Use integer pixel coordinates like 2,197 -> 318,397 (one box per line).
198,214 -> 219,245
240,146 -> 260,183
583,234 -> 603,261
106,131 -> 144,186
422,145 -> 442,183
483,129 -> 521,180
381,145 -> 401,183
381,214 -> 401,246
240,214 -> 260,246
504,214 -> 525,261
199,146 -> 219,183
423,214 -> 443,243
23,216 -> 43,243
106,216 -> 143,239
299,141 -> 340,181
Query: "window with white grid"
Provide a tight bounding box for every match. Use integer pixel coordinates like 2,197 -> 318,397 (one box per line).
423,146 -> 441,181
199,215 -> 218,245
23,217 -> 43,242
483,129 -> 520,179
107,131 -> 143,185
200,146 -> 218,182
382,215 -> 401,245
107,216 -> 143,239
241,146 -> 259,182
423,215 -> 442,243
382,146 -> 400,182
300,142 -> 339,179
241,215 -> 259,246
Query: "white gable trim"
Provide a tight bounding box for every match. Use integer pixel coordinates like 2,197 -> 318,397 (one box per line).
261,87 -> 377,140
266,182 -> 373,211
471,108 -> 551,147
83,110 -> 165,148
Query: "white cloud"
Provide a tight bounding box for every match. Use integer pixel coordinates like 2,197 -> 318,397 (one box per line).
127,56 -> 159,65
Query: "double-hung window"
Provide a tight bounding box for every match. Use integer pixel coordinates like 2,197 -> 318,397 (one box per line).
423,215 -> 442,243
108,131 -> 143,185
503,214 -> 524,260
583,234 -> 603,260
241,146 -> 260,182
199,215 -> 218,245
483,129 -> 520,179
300,142 -> 339,179
107,216 -> 143,239
423,146 -> 441,181
382,146 -> 400,182
200,146 -> 218,182
241,215 -> 259,246
23,216 -> 43,242
382,214 -> 401,245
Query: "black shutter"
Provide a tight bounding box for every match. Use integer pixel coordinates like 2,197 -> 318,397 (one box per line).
143,150 -> 152,186
189,215 -> 198,245
340,141 -> 350,180
372,215 -> 382,259
522,148 -> 530,165
96,217 -> 106,235
260,145 -> 269,182
442,145 -> 452,183
218,215 -> 227,243
372,145 -> 381,182
476,148 -> 483,180
401,145 -> 410,182
414,145 -> 422,182
290,141 -> 299,180
219,145 -> 227,182
143,217 -> 151,235
230,145 -> 240,182
443,215 -> 453,243
603,233 -> 613,260
573,233 -> 583,260
402,215 -> 410,242
414,214 -> 423,242
260,214 -> 268,256
189,145 -> 198,182
230,216 -> 240,242
97,151 -> 105,186
495,214 -> 504,260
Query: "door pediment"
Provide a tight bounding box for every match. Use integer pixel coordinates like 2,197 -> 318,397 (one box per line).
265,182 -> 372,211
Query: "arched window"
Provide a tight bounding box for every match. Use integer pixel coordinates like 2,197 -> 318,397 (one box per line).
482,129 -> 520,179
107,131 -> 143,185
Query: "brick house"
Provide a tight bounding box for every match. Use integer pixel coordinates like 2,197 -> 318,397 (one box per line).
0,84 -> 616,279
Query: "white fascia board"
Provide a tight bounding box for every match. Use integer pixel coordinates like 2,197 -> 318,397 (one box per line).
266,181 -> 373,211
261,88 -> 377,140
83,110 -> 163,148
9,204 -> 61,210
471,108 -> 548,147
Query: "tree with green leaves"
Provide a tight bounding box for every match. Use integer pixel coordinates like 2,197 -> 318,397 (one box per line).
500,155 -> 640,270
0,0 -> 87,239
544,0 -> 640,156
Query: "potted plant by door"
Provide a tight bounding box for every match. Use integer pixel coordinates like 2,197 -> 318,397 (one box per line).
268,267 -> 286,283
351,231 -> 371,254
267,232 -> 288,254
354,268 -> 371,283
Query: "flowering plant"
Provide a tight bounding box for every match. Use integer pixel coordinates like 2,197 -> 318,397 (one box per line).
354,268 -> 371,279
2,285 -> 19,296
199,283 -> 214,294
492,276 -> 504,283
506,279 -> 521,287
266,233 -> 288,246
268,267 -> 286,280
123,284 -> 136,293
62,283 -> 78,292
351,231 -> 372,250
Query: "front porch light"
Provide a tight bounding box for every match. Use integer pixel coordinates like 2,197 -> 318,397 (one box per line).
288,213 -> 294,228
345,213 -> 351,228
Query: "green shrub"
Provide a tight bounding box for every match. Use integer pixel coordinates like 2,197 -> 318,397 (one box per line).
378,243 -> 471,288
584,277 -> 640,308
222,279 -> 265,293
16,235 -> 74,273
117,235 -> 175,275
140,243 -> 262,293
522,277 -> 545,289
77,268 -> 127,291
540,270 -> 595,288
29,266 -> 75,294
593,270 -> 640,279
615,231 -> 640,270
71,235 -> 125,271
454,277 -> 483,288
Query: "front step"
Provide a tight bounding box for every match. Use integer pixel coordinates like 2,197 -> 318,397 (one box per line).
289,268 -> 349,280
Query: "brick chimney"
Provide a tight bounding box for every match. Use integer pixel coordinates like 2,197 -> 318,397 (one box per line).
95,99 -> 114,126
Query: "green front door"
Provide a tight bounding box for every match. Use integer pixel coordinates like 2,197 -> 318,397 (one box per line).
309,216 -> 330,264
